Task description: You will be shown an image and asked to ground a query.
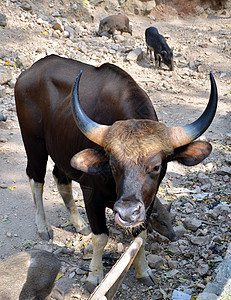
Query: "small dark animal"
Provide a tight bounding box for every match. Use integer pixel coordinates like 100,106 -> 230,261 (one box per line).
0,250 -> 64,300
15,54 -> 217,292
98,14 -> 132,37
149,197 -> 177,242
145,26 -> 173,71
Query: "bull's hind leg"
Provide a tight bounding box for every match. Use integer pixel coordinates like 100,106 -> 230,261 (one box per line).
29,179 -> 53,240
53,166 -> 90,235
25,139 -> 53,241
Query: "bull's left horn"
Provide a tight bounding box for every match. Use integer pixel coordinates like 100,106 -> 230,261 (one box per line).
170,73 -> 218,148
71,71 -> 110,147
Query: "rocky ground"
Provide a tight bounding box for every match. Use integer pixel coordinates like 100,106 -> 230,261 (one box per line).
0,0 -> 231,299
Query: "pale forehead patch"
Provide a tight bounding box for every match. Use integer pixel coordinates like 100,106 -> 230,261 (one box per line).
104,119 -> 174,163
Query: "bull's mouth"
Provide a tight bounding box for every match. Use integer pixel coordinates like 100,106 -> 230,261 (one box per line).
114,212 -> 143,228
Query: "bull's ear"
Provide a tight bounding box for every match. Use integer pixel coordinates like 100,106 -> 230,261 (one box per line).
169,141 -> 212,166
71,148 -> 108,174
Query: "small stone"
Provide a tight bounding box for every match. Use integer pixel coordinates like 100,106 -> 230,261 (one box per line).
6,232 -> 12,238
0,183 -> 8,189
197,260 -> 209,276
69,271 -> 76,278
172,290 -> 191,300
0,66 -> 12,85
121,283 -> 128,290
183,217 -> 202,231
189,235 -> 210,246
63,30 -> 70,38
0,13 -> 7,27
197,293 -> 218,300
53,22 -> 64,32
168,260 -> 178,269
117,242 -> 124,253
167,243 -> 182,256
0,113 -> 7,122
147,254 -> 165,269
20,2 -> 32,11
214,204 -> 231,216
150,242 -> 161,252
216,166 -> 231,176
197,172 -> 211,185
75,267 -> 86,275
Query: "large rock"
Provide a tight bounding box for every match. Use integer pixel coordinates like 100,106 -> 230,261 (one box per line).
121,0 -> 156,15
126,48 -> 143,62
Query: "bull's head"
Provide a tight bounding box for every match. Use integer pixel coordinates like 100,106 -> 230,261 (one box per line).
70,71 -> 218,228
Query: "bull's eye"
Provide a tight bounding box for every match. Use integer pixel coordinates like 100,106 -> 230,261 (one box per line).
153,165 -> 161,172
147,164 -> 161,175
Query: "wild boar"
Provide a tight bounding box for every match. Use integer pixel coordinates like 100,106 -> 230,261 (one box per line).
0,250 -> 64,300
145,26 -> 174,71
148,197 -> 177,242
98,14 -> 132,37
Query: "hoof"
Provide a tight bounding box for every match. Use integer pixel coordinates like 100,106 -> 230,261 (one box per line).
51,285 -> 65,300
137,269 -> 156,286
79,226 -> 91,236
138,276 -> 155,286
38,227 -> 53,241
86,281 -> 97,293
86,273 -> 103,293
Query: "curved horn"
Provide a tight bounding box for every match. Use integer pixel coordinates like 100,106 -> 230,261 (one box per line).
170,73 -> 218,148
72,71 -> 110,147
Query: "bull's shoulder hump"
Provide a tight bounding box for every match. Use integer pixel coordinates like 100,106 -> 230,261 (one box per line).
98,63 -> 135,82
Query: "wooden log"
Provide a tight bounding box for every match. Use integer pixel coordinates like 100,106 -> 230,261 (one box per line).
89,237 -> 143,300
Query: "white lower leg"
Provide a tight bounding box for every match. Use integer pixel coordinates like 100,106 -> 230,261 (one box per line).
87,233 -> 108,287
54,177 -> 89,234
133,230 -> 151,279
29,179 -> 52,240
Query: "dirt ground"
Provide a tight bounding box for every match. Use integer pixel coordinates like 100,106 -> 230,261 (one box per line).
0,1 -> 231,299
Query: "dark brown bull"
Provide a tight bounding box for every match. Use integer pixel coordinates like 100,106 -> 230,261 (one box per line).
15,54 -> 218,291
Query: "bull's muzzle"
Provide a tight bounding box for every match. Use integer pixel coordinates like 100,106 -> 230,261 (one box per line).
114,199 -> 146,227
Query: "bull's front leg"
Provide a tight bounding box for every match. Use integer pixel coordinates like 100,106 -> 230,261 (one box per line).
54,176 -> 90,236
86,233 -> 108,292
30,179 -> 53,241
133,230 -> 156,286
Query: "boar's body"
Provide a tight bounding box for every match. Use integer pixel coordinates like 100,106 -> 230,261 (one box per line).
98,14 -> 132,37
145,26 -> 173,71
0,250 -> 64,300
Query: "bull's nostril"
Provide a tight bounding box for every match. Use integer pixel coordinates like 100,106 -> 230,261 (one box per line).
132,207 -> 141,216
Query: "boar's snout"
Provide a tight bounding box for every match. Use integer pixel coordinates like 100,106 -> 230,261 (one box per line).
169,232 -> 178,242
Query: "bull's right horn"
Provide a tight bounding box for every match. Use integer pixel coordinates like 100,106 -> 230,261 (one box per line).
71,71 -> 110,147
170,73 -> 218,148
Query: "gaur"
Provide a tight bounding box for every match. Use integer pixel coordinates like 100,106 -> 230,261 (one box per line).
15,54 -> 218,291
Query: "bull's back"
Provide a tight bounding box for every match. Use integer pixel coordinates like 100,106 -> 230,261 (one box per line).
15,55 -> 156,178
